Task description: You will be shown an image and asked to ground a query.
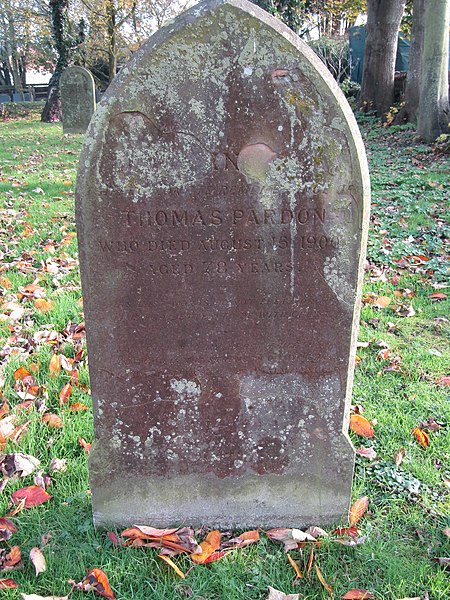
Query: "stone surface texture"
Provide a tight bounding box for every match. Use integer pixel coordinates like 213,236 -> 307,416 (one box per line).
76,0 -> 370,528
61,66 -> 96,134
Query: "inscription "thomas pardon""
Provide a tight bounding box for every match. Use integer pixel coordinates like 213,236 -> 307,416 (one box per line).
122,207 -> 326,227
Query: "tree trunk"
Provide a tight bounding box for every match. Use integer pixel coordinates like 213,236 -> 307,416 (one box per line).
41,0 -> 69,123
360,0 -> 406,116
5,8 -> 24,100
107,0 -> 117,83
417,0 -> 450,141
403,0 -> 425,122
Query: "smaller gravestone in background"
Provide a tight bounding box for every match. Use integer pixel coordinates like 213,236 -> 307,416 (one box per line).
60,66 -> 96,134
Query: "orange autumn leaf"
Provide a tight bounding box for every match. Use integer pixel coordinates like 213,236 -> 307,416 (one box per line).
69,402 -> 89,412
78,438 -> 92,453
349,496 -> 369,526
12,485 -> 52,508
14,366 -> 30,381
59,383 -> 72,405
412,427 -> 429,448
224,529 -> 260,549
306,547 -> 314,578
158,554 -> 186,578
79,568 -> 114,599
0,276 -> 12,289
42,413 -> 63,428
191,530 -> 221,564
436,375 -> 450,386
202,550 -> 227,564
34,298 -> 54,312
349,414 -> 374,438
341,590 -> 374,599
287,553 -> 302,579
49,354 -> 61,377
429,292 -> 446,301
314,563 -> 333,596
4,545 -> 21,567
0,578 -> 17,589
373,296 -> 391,308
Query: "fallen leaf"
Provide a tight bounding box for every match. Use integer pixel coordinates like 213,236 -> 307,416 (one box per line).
412,428 -> 429,448
3,545 -> 21,568
333,527 -> 359,537
42,414 -> 63,428
443,527 -> 450,539
419,417 -> 443,432
266,528 -> 315,552
0,276 -> 12,289
59,383 -> 72,405
222,529 -> 260,549
106,532 -> 120,547
349,496 -> 369,526
0,453 -> 40,478
349,415 -> 375,438
314,563 -> 333,596
287,553 -> 302,579
30,547 -> 46,575
333,536 -> 367,546
78,438 -> 92,453
436,376 -> 450,386
49,355 -> 61,377
267,587 -> 300,600
429,292 -> 446,301
34,299 -> 53,313
20,592 -> 73,600
304,526 -> 328,538
14,367 -> 31,381
158,554 -> 185,578
341,590 -> 374,599
394,448 -> 405,466
373,296 -> 391,308
0,578 -> 18,588
355,446 -> 377,460
0,517 -> 17,541
49,458 -> 67,473
306,546 -> 314,578
77,568 -> 114,599
69,402 -> 89,412
191,530 -> 221,564
12,485 -> 52,508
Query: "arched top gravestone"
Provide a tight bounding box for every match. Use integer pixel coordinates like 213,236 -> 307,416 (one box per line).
60,66 -> 96,134
76,0 -> 370,528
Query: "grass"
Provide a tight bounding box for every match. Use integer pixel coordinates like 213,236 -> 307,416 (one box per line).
0,110 -> 449,599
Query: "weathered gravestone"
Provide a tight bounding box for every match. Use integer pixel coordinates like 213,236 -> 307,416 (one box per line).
60,66 -> 96,134
76,0 -> 370,528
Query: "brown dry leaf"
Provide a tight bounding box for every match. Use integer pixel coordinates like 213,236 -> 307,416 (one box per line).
30,547 -> 46,575
0,517 -> 17,542
394,448 -> 405,466
158,554 -> 185,578
49,355 -> 61,378
429,292 -> 446,301
287,553 -> 302,579
355,446 -> 377,460
59,383 -> 72,406
333,536 -> 367,547
0,578 -> 18,588
436,376 -> 450,386
106,532 -> 120,547
333,526 -> 359,537
349,414 -> 375,438
306,546 -> 314,578
373,296 -> 391,308
304,526 -> 328,538
443,527 -> 450,538
314,563 -> 333,596
42,413 -> 63,428
349,496 -> 369,526
34,299 -> 53,313
267,587 -> 300,600
3,545 -> 21,569
0,276 -> 12,289
0,416 -> 17,442
69,402 -> 89,412
78,438 -> 92,453
341,590 -> 374,599
0,453 -> 40,478
266,528 -> 315,552
420,417 -> 443,433
77,568 -> 114,599
49,458 -> 67,473
222,529 -> 260,549
412,428 -> 429,448
12,485 -> 52,508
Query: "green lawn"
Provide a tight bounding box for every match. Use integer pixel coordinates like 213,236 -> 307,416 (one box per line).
0,108 -> 449,599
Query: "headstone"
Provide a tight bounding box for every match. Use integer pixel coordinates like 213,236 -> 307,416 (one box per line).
76,0 -> 370,528
60,66 -> 96,133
